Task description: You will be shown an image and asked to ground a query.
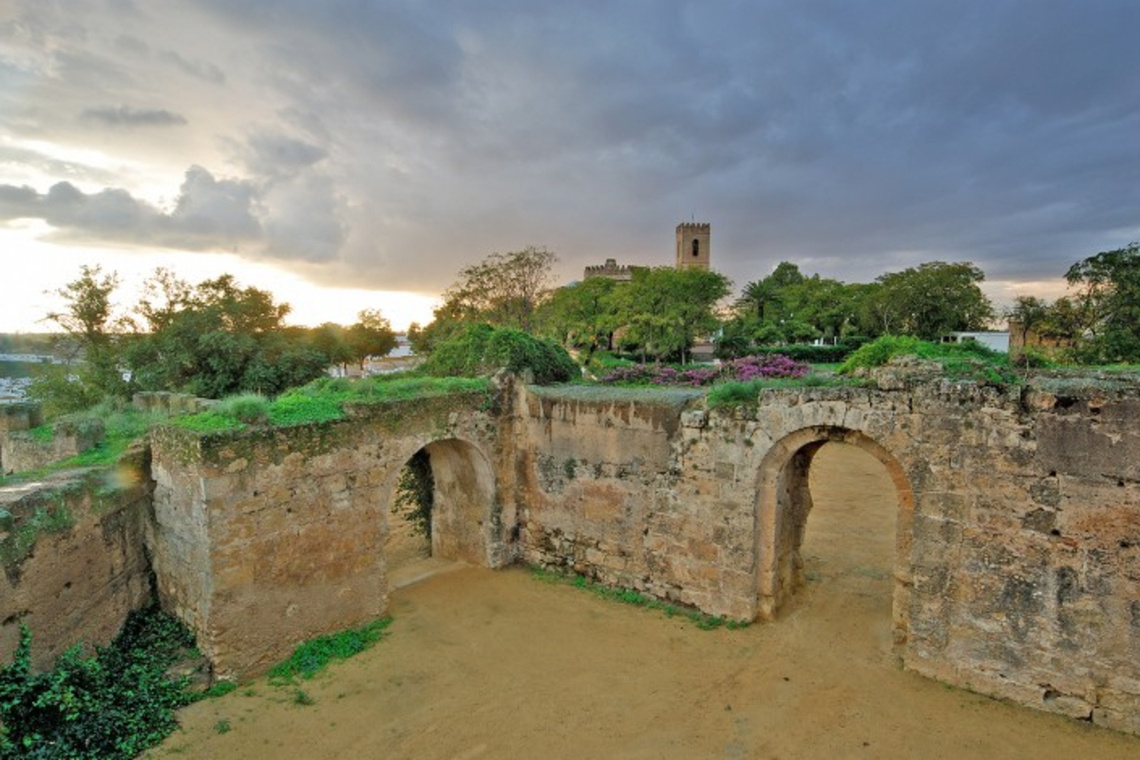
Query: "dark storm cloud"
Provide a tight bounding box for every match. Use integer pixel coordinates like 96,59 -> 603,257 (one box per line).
3,0 -> 1138,299
80,105 -> 188,127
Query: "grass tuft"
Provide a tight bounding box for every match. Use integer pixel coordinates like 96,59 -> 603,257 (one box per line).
267,618 -> 392,685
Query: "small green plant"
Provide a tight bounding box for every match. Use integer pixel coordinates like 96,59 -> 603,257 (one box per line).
202,680 -> 238,699
267,618 -> 392,685
216,393 -> 270,424
292,689 -> 316,706
1,504 -> 76,570
533,567 -> 749,631
214,719 -> 232,734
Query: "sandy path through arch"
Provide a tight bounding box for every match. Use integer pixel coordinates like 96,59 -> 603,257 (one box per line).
150,444 -> 1140,759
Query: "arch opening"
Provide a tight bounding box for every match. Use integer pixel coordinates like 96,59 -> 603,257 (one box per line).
383,437 -> 500,587
756,427 -> 914,646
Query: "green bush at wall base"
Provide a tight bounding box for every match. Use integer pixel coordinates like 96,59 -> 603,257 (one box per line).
0,606 -> 198,759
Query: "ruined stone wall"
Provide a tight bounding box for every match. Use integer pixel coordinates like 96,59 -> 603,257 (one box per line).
147,392 -> 503,678
515,385 -> 761,617
0,447 -> 153,669
1,402 -> 106,476
514,379 -> 1140,734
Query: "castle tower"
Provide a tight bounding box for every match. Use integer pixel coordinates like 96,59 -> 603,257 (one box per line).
675,222 -> 711,270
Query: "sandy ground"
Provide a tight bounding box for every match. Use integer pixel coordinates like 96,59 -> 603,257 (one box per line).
149,444 -> 1140,759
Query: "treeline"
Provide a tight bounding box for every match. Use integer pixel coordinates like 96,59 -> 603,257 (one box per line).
30,267 -> 397,416
412,242 -> 1140,368
30,240 -> 1140,416
412,250 -> 998,366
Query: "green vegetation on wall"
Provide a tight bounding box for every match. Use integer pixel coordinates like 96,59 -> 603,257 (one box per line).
393,449 -> 434,540
419,323 -> 578,384
171,375 -> 493,433
838,335 -> 1019,385
0,606 -> 199,759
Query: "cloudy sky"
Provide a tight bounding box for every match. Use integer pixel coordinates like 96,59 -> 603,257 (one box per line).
1,0 -> 1138,332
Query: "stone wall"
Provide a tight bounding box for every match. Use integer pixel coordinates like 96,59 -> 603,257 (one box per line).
516,385 -> 758,617
17,373 -> 1130,734
147,392 -> 504,678
0,446 -> 153,669
514,378 -> 1140,735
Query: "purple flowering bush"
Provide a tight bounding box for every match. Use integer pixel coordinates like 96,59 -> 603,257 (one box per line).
726,354 -> 809,382
601,354 -> 809,387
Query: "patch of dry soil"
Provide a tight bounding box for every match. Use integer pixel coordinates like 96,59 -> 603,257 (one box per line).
150,443 -> 1140,759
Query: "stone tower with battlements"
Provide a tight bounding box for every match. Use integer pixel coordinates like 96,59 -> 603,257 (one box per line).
675,222 -> 711,270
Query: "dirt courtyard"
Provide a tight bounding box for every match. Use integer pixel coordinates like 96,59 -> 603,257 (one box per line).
151,444 -> 1140,759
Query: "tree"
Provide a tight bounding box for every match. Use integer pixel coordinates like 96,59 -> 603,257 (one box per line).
438,246 -> 557,331
345,309 -> 397,369
535,277 -> 620,354
868,261 -> 993,340
736,262 -> 805,323
29,265 -> 128,414
1064,242 -> 1140,363
613,267 -> 731,363
310,322 -> 354,371
126,270 -> 326,398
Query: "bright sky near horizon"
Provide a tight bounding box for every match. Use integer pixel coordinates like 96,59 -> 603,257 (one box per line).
1,1 -> 1138,333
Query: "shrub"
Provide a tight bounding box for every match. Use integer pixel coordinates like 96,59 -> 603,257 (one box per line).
838,335 -> 1019,386
600,354 -> 809,387
420,324 -> 578,384
267,618 -> 392,684
751,342 -> 862,363
0,607 -> 198,759
215,393 -> 270,424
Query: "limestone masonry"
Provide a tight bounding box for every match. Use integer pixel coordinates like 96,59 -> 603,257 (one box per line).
2,372 -> 1139,734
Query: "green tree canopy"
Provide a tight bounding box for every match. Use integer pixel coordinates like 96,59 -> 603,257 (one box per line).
125,270 -> 326,398
1064,242 -> 1140,363
412,247 -> 557,356
613,267 -> 731,363
866,261 -> 994,340
28,265 -> 129,414
535,277 -> 620,353
345,308 -> 398,369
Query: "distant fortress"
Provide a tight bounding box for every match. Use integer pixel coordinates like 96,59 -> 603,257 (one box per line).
583,222 -> 711,281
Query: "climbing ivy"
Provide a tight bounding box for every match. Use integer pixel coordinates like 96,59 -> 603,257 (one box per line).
0,606 -> 198,759
393,449 -> 434,540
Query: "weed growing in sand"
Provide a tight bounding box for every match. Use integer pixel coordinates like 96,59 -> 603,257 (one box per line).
214,719 -> 232,734
267,618 -> 392,685
531,567 -> 749,631
293,689 -> 316,706
201,680 -> 238,699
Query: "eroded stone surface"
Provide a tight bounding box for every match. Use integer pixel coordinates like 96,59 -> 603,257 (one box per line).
6,375 -> 1140,735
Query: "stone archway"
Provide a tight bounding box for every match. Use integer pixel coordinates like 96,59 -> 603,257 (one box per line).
424,438 -> 498,566
755,426 -> 915,644
382,437 -> 501,572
